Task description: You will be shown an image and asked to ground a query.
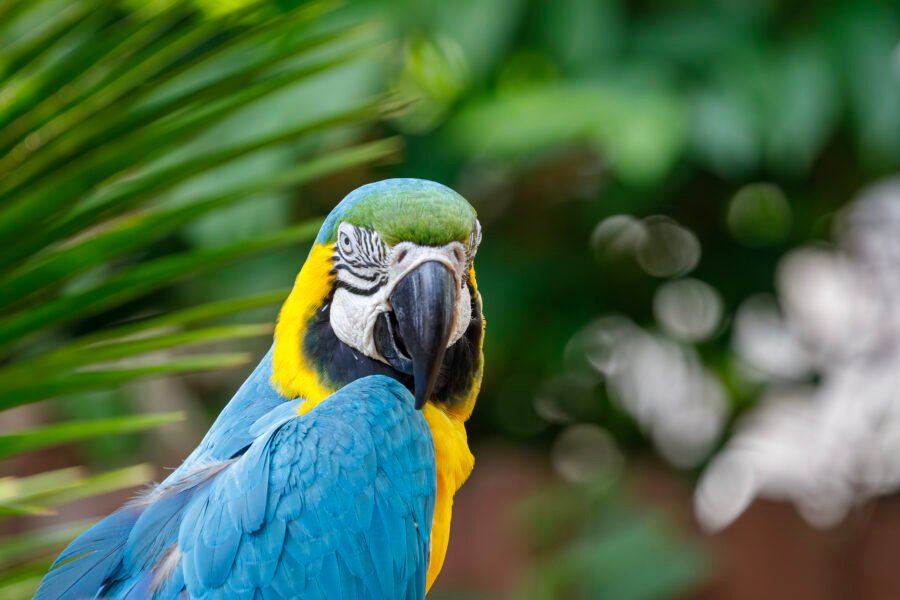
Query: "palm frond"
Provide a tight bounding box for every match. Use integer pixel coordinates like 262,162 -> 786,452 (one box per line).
0,464 -> 155,517
0,3 -> 395,594
0,413 -> 184,460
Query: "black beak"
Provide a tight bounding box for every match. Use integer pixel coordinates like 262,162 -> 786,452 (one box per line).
375,261 -> 457,409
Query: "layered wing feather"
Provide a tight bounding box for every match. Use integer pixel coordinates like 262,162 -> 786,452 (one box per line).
35,348 -> 281,600
170,347 -> 285,478
36,374 -> 436,600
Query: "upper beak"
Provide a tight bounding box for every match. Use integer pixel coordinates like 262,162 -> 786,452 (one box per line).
386,261 -> 457,409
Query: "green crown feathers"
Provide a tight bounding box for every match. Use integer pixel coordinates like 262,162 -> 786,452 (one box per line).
317,179 -> 477,246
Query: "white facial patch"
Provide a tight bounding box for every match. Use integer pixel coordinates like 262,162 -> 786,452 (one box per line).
329,222 -> 478,363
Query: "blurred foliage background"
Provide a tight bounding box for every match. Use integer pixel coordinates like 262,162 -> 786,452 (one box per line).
1,0 -> 899,598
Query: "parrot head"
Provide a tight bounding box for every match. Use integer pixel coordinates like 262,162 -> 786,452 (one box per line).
272,178 -> 484,416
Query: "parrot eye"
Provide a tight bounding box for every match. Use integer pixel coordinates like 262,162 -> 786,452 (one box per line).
339,231 -> 353,252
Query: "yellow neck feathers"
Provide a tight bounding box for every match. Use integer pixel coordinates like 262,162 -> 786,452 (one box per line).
272,243 -> 335,411
422,403 -> 475,589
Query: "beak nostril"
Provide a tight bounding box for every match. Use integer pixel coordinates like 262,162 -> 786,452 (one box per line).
453,247 -> 465,264
395,248 -> 408,264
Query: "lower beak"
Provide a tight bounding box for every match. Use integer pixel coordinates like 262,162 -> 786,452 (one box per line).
381,261 -> 457,409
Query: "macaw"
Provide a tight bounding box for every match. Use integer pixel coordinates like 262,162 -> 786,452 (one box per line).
36,178 -> 485,599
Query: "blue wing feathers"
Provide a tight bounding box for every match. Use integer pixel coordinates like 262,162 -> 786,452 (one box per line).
36,365 -> 436,600
125,483 -> 199,574
35,506 -> 141,600
195,374 -> 435,600
171,349 -> 283,479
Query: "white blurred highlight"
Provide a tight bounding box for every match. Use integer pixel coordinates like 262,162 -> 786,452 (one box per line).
654,278 -> 724,342
733,294 -> 812,381
552,423 -> 623,485
591,214 -> 646,258
697,176 -> 900,531
579,317 -> 727,467
636,217 -> 701,277
592,214 -> 700,278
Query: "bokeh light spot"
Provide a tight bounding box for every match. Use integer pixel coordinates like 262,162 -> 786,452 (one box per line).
551,423 -> 623,485
635,217 -> 701,277
590,214 -> 646,261
727,183 -> 792,247
653,278 -> 724,342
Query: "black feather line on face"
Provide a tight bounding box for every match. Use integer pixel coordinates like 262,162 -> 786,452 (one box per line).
332,225 -> 390,297
332,263 -> 385,282
332,278 -> 387,297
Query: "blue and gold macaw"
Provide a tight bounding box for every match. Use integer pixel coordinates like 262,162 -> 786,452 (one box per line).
36,179 -> 484,599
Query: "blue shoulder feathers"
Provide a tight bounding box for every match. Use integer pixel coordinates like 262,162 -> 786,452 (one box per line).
35,365 -> 436,600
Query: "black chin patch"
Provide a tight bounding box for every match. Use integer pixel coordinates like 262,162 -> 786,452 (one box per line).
303,285 -> 482,408
303,296 -> 411,391
430,285 -> 483,409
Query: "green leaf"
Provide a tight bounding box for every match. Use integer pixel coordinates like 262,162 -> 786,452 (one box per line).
57,288 -> 290,348
0,504 -> 54,517
0,0 -> 35,37
689,86 -> 760,178
447,83 -> 686,185
0,557 -> 54,587
764,40 -> 837,174
1,323 -> 271,384
0,135 -> 397,310
0,467 -> 83,506
0,413 -> 184,460
0,72 -> 374,277
0,1 -> 270,146
0,3 -> 101,81
3,21 -> 363,189
0,7 -> 191,151
0,219 -> 320,349
0,354 -> 251,410
536,0 -> 623,73
0,136 -> 395,309
0,569 -> 49,600
834,3 -> 900,166
0,291 -> 283,397
22,464 -> 154,509
0,43 -> 372,253
0,1 -> 331,164
70,99 -> 377,229
0,464 -> 154,516
0,520 -> 93,569
425,0 -> 525,79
